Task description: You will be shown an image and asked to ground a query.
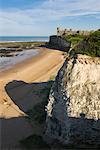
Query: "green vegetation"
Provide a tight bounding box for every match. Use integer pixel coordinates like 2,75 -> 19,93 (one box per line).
20,134 -> 50,149
64,34 -> 85,47
89,30 -> 100,56
68,30 -> 100,57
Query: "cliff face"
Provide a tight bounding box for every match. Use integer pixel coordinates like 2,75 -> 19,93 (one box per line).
48,35 -> 71,52
45,55 -> 100,146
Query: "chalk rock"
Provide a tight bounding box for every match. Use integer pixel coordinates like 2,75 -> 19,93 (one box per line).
45,54 -> 100,146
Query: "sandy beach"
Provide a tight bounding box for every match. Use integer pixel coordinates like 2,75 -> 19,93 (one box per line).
0,47 -> 65,148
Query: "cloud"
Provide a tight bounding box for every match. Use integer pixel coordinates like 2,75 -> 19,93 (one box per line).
1,0 -> 100,22
40,0 -> 100,17
0,0 -> 100,35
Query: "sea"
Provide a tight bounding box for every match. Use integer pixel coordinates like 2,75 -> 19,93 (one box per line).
0,36 -> 49,72
0,36 -> 49,42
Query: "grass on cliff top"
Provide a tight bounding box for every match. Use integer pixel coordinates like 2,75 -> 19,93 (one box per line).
68,30 -> 100,57
64,34 -> 85,48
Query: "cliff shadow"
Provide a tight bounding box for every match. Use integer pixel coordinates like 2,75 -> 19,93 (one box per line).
3,80 -> 100,149
0,116 -> 51,149
5,80 -> 53,112
0,116 -> 33,149
0,80 -> 53,149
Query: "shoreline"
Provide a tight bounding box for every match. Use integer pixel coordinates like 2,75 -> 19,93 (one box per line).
0,48 -> 53,79
0,47 -> 65,103
0,48 -> 40,74
0,41 -> 46,48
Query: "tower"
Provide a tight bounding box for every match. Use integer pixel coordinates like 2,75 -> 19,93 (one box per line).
57,27 -> 60,36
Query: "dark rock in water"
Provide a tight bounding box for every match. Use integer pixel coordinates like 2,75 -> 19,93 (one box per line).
0,47 -> 22,57
47,35 -> 71,52
0,47 -> 22,53
45,54 -> 100,148
0,48 -> 17,52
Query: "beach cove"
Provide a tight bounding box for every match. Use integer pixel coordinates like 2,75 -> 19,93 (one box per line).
0,46 -> 65,148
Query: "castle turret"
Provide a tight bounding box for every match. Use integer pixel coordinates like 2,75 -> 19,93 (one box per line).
57,27 -> 60,36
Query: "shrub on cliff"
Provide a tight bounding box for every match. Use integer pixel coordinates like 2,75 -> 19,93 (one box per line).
64,34 -> 85,47
70,30 -> 100,57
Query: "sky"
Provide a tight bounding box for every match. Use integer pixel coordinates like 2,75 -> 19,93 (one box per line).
0,0 -> 100,36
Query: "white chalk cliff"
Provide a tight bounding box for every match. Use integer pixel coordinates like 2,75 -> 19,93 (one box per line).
45,54 -> 100,146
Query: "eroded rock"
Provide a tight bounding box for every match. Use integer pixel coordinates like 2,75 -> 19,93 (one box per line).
45,54 -> 100,147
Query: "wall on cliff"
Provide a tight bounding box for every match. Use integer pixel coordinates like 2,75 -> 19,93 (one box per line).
45,54 -> 100,147
47,35 -> 71,52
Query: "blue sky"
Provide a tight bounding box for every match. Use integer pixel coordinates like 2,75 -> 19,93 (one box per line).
0,0 -> 100,36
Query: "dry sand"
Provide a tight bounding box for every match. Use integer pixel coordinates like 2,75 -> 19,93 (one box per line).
0,47 -> 65,148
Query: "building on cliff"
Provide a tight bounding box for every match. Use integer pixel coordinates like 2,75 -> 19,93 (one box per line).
57,27 -> 92,37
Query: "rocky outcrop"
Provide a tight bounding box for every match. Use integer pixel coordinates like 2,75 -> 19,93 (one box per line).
0,48 -> 22,57
45,54 -> 100,147
47,35 -> 71,52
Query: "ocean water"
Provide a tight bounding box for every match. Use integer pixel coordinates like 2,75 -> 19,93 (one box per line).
0,36 -> 49,42
0,36 -> 49,72
0,49 -> 39,72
